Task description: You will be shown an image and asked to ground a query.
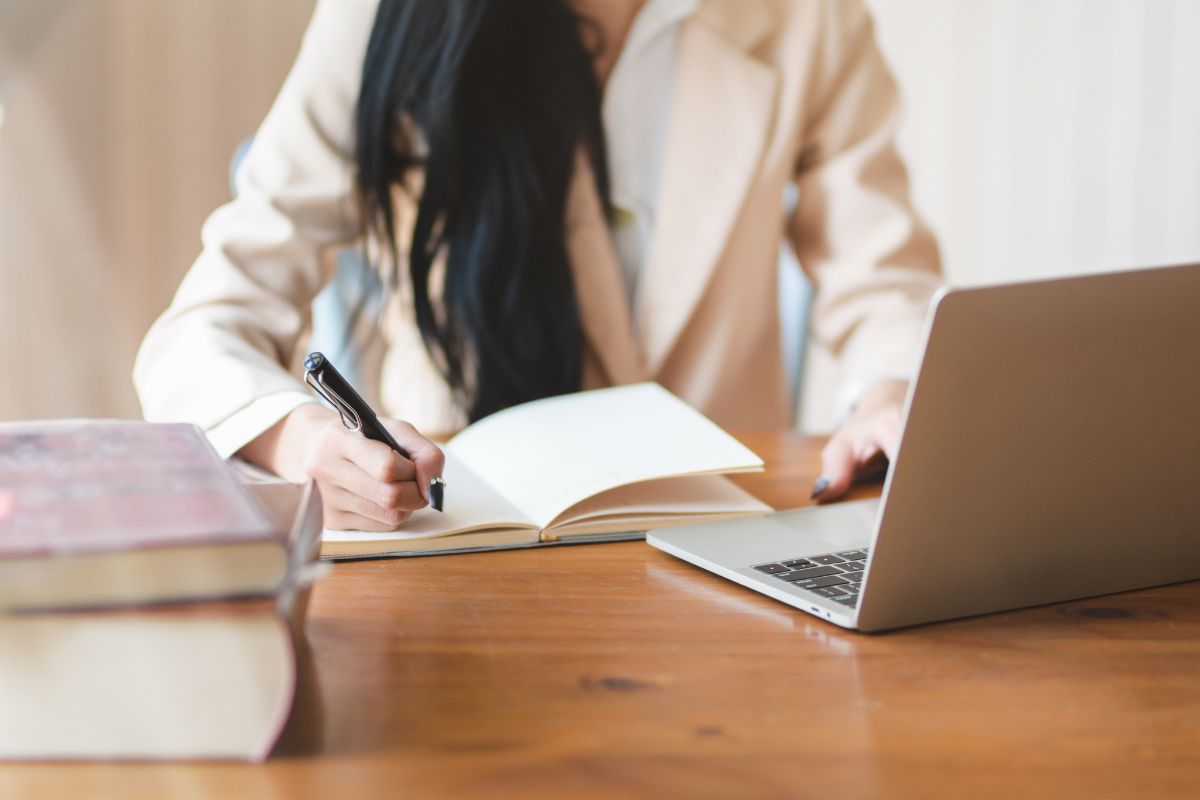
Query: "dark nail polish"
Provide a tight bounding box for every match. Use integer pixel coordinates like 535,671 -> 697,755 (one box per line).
429,477 -> 446,512
810,477 -> 830,500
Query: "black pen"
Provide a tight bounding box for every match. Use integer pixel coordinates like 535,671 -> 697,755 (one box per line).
303,352 -> 445,512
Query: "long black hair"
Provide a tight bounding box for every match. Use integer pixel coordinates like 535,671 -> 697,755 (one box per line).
356,0 -> 610,422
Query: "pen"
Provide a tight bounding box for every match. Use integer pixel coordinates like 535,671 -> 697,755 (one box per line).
303,352 -> 445,512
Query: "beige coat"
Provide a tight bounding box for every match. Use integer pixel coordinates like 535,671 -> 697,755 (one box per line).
134,0 -> 942,456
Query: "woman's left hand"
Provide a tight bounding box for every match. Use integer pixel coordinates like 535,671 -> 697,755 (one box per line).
811,378 -> 908,503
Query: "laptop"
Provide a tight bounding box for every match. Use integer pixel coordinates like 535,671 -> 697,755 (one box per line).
648,263 -> 1200,631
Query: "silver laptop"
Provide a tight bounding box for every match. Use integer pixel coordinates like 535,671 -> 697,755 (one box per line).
648,263 -> 1200,631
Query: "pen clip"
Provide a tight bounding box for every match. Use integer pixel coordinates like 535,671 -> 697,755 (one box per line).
304,371 -> 362,433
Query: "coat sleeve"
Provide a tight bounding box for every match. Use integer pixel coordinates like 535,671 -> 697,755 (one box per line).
788,0 -> 943,415
133,0 -> 379,457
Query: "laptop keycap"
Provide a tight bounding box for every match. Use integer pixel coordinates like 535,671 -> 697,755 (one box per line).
841,571 -> 864,582
753,563 -> 789,574
782,559 -> 815,569
810,555 -> 845,565
797,575 -> 849,590
837,551 -> 868,561
777,566 -> 840,581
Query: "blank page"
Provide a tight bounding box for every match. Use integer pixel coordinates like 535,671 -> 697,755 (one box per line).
321,452 -> 536,544
549,474 -> 771,528
447,384 -> 763,528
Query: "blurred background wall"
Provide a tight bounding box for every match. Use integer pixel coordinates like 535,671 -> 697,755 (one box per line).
0,0 -> 315,420
801,0 -> 1200,429
1,0 -> 1198,428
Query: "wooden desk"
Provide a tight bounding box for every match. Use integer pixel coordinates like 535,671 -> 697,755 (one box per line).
4,431 -> 1199,798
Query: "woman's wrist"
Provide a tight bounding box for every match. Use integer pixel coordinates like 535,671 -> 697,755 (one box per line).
851,378 -> 909,420
236,402 -> 333,482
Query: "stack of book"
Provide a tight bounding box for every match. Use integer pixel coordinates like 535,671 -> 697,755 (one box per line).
0,421 -> 323,761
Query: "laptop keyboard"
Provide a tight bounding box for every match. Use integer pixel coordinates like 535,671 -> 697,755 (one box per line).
751,549 -> 870,608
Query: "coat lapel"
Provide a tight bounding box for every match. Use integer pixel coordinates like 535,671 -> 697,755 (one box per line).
565,156 -> 647,386
636,0 -> 778,373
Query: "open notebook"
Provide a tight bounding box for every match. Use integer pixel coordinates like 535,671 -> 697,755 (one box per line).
322,384 -> 772,558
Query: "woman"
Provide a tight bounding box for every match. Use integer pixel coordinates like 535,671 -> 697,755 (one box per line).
135,0 -> 942,531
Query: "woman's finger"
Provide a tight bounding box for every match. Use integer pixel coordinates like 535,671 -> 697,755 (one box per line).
336,425 -> 417,484
380,418 -> 446,503
816,429 -> 859,502
325,483 -> 417,528
868,408 -> 903,463
305,438 -> 425,512
850,449 -> 890,487
813,381 -> 909,503
818,420 -> 895,501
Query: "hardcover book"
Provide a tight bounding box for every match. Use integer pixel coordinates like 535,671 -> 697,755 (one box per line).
0,421 -> 287,610
0,480 -> 323,762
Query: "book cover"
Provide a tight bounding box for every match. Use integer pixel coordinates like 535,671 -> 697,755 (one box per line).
0,420 -> 276,557
0,421 -> 288,611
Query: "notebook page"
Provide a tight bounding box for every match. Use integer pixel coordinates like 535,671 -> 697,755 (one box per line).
321,451 -> 536,544
547,474 -> 771,528
447,383 -> 763,528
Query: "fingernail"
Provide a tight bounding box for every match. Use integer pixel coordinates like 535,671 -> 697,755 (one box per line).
810,477 -> 830,500
429,477 -> 446,512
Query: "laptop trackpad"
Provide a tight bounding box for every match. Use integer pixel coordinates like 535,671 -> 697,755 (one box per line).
651,499 -> 879,568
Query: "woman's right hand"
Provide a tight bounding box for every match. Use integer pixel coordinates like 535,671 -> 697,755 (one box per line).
237,403 -> 445,531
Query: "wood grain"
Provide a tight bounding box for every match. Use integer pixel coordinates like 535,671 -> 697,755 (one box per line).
3,431 -> 1198,799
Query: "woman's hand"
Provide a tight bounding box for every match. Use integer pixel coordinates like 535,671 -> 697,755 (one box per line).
238,403 -> 446,531
811,379 -> 908,503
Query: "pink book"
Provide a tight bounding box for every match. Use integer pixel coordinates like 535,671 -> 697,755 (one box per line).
0,420 -> 287,611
